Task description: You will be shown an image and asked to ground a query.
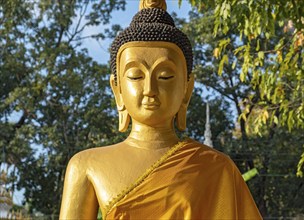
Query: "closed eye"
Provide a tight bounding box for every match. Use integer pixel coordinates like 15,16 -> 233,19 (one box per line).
158,76 -> 174,80
127,76 -> 143,80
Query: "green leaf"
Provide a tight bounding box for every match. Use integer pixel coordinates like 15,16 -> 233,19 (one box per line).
258,51 -> 264,60
240,71 -> 245,82
297,152 -> 304,178
218,54 -> 228,76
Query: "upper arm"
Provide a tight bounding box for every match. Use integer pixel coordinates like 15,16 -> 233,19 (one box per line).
59,153 -> 98,219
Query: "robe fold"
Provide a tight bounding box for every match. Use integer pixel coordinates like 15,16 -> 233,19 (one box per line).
105,139 -> 262,220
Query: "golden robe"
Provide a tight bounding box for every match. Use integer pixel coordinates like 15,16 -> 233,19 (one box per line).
105,139 -> 262,219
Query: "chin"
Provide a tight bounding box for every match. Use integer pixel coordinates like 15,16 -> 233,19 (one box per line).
131,112 -> 175,127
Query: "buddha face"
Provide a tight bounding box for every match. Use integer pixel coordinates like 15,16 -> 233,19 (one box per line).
115,42 -> 188,127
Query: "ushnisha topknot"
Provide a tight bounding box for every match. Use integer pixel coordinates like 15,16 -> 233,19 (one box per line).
110,0 -> 193,83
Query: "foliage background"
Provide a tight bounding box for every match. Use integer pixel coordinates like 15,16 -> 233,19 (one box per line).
0,0 -> 303,219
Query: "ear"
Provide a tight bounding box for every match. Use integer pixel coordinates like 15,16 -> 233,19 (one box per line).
110,74 -> 123,110
176,74 -> 195,131
110,74 -> 130,132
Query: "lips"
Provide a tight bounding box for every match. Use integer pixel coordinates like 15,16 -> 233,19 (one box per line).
142,103 -> 160,110
142,97 -> 161,110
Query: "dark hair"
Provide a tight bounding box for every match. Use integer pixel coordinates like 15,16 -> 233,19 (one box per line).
110,8 -> 193,83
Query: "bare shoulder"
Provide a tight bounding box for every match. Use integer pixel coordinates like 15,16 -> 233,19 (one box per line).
67,142 -> 125,170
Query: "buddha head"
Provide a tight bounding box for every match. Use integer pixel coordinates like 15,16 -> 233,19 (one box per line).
110,0 -> 194,132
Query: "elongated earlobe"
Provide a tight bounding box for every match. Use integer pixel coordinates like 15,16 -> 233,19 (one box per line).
176,74 -> 195,131
176,105 -> 187,131
110,75 -> 130,132
118,107 -> 131,132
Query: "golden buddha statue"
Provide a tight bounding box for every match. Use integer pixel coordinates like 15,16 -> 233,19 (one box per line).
60,0 -> 262,219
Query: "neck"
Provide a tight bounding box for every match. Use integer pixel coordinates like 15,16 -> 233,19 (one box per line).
125,119 -> 180,150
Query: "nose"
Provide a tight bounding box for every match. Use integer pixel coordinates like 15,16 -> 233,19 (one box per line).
143,77 -> 158,97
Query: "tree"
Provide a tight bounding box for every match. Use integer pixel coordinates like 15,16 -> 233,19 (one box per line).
0,0 -> 36,203
176,6 -> 304,218
181,0 -> 304,176
0,0 -> 126,217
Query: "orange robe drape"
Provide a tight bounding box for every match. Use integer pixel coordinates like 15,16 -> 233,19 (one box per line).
105,139 -> 262,219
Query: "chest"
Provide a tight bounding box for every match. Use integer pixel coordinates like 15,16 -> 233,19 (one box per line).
87,149 -> 166,210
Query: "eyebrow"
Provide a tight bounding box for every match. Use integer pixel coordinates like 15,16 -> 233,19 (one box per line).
122,59 -> 148,76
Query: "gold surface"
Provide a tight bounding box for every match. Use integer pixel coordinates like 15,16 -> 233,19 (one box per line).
59,40 -> 261,219
139,0 -> 167,11
106,140 -> 262,220
59,42 -> 194,219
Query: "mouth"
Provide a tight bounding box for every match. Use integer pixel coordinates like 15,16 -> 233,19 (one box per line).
142,96 -> 161,110
142,102 -> 160,110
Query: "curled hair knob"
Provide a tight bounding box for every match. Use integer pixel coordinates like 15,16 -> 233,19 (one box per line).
139,0 -> 167,11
